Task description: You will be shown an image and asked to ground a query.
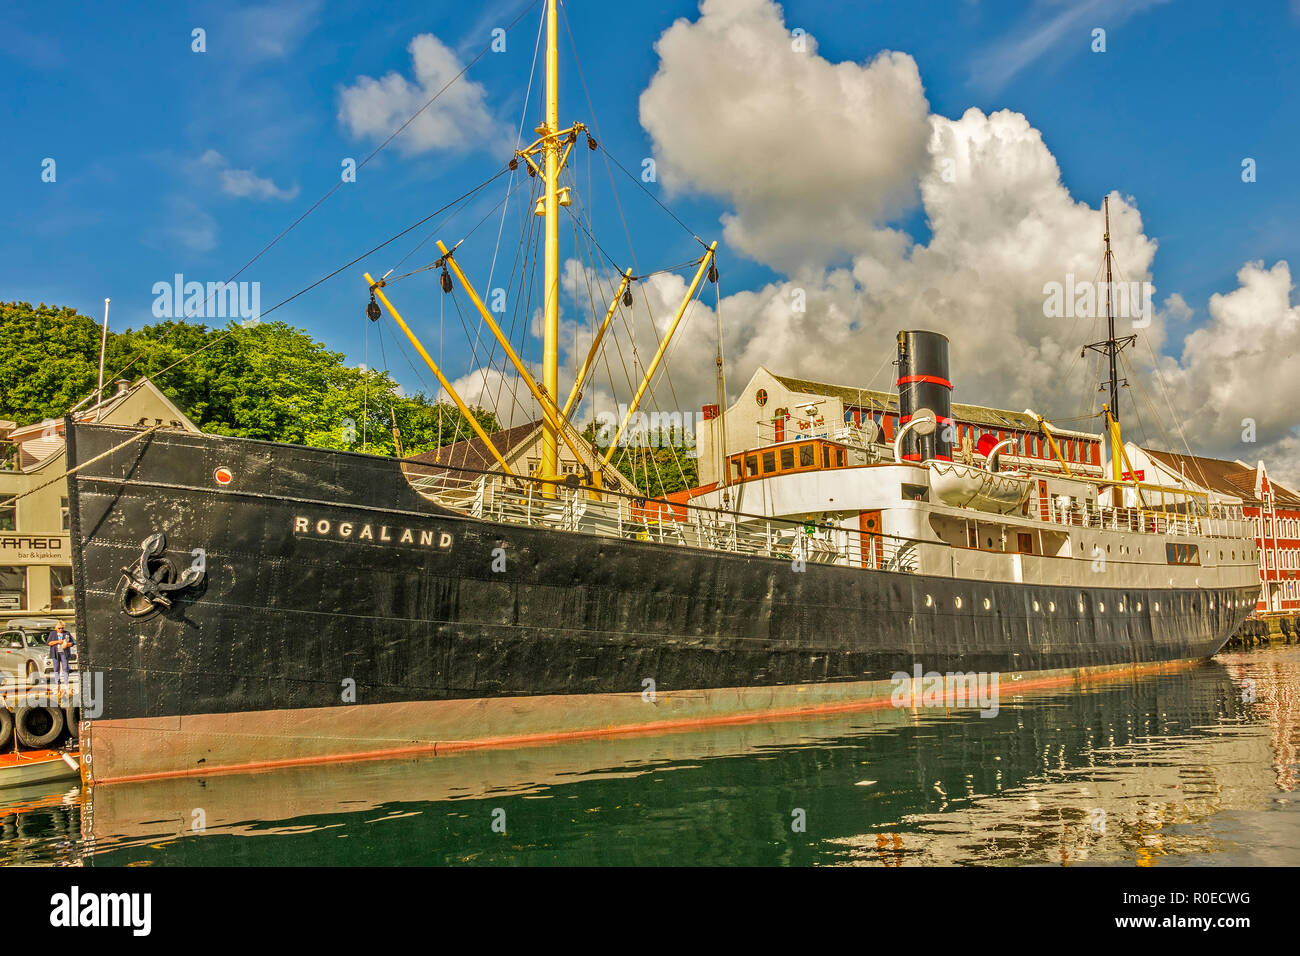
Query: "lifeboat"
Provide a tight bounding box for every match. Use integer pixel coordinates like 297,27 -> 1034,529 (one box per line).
927,460 -> 1031,514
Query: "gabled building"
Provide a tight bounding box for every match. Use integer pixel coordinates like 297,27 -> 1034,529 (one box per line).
695,366 -> 1105,487
0,379 -> 199,621
1123,445 -> 1300,613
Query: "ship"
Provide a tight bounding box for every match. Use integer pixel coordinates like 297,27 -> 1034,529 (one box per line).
65,0 -> 1259,785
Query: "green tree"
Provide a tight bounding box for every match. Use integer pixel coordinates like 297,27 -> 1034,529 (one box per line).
582,420 -> 699,497
0,302 -> 495,457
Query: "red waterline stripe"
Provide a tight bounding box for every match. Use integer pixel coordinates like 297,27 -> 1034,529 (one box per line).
88,658 -> 1207,786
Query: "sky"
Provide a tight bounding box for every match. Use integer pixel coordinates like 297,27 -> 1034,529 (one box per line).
2,0 -> 1299,479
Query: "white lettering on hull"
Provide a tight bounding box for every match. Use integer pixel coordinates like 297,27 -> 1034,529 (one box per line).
292,516 -> 452,550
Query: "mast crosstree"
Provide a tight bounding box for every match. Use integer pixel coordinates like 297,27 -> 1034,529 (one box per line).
1083,195 -> 1137,482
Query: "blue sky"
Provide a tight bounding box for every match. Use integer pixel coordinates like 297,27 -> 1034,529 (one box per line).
3,0 -> 1298,425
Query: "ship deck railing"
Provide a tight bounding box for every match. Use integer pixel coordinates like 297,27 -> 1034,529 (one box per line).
406,468 -> 920,572
1041,500 -> 1252,539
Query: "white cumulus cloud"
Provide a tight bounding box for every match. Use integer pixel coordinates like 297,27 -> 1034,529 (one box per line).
338,33 -> 508,156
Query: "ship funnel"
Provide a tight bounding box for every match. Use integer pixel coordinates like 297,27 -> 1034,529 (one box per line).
895,330 -> 952,462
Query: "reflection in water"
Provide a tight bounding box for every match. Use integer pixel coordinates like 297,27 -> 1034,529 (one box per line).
3,647 -> 1298,866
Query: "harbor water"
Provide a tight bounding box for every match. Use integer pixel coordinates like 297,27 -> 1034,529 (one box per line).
3,644 -> 1298,867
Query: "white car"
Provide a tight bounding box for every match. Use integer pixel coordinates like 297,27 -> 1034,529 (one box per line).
0,619 -> 77,683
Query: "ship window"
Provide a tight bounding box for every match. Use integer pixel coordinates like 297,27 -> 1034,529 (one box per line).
762,452 -> 776,474
1165,543 -> 1200,565
986,537 -> 994,549
1032,600 -> 1040,612
1118,602 -> 1125,612
902,483 -> 928,501
780,447 -> 794,470
746,456 -> 758,477
799,444 -> 814,468
1048,601 -> 1056,613
1136,602 -> 1142,612
836,448 -> 846,467
967,526 -> 977,549
982,598 -> 991,610
924,594 -> 933,608
954,596 -> 963,609
1153,602 -> 1160,612
1098,602 -> 1105,613
1018,533 -> 1033,554
1078,599 -> 1085,613
823,446 -> 831,468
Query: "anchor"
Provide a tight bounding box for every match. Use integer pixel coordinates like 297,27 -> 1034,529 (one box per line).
118,532 -> 205,617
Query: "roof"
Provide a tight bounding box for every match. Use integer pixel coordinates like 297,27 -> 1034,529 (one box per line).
1142,447 -> 1300,508
407,420 -> 542,473
404,419 -> 641,495
6,379 -> 200,471
767,371 -> 1102,439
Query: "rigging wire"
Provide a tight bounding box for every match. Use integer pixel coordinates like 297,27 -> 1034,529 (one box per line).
131,167 -> 513,387
104,0 -> 542,388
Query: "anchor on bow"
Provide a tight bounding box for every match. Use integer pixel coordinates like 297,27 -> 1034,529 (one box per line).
117,532 -> 205,617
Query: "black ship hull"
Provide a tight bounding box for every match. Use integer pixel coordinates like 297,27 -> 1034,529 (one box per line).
67,423 -> 1253,783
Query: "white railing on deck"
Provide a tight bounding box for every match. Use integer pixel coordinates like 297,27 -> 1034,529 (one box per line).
409,468 -> 918,573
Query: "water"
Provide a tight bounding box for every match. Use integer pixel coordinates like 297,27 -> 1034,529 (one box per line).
4,645 -> 1299,866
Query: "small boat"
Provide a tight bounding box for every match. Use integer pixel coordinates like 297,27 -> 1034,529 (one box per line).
0,749 -> 80,789
928,459 -> 1033,513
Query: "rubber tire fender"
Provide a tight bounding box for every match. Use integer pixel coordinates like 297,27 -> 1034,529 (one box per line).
62,707 -> 79,741
0,708 -> 12,750
15,706 -> 65,749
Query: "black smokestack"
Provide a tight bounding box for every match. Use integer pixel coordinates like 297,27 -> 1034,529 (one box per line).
895,330 -> 953,462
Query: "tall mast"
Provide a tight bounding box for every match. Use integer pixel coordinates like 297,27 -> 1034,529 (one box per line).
541,0 -> 561,483
1084,195 -> 1135,482
1103,198 -> 1119,421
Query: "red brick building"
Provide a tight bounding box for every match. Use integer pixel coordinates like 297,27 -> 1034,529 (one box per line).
1140,449 -> 1300,613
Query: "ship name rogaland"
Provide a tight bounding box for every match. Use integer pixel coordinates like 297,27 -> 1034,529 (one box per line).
293,516 -> 452,549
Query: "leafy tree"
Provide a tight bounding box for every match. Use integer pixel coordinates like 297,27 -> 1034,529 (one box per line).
582,420 -> 699,497
0,301 -> 495,457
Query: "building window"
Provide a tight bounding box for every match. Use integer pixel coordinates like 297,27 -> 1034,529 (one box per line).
0,502 -> 14,532
50,566 -> 74,610
60,496 -> 70,532
0,566 -> 25,611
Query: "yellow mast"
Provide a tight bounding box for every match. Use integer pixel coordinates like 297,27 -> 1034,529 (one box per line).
541,0 -> 561,485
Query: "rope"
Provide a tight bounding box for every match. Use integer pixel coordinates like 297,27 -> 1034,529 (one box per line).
105,1 -> 542,387
0,423 -> 166,509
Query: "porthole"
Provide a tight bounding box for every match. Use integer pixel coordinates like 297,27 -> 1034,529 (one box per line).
1153,602 -> 1161,612
1078,600 -> 1086,613
1210,600 -> 1215,610
983,598 -> 991,610
1107,544 -> 1112,553
1098,602 -> 1105,613
1032,600 -> 1041,612
925,593 -> 934,608
1048,601 -> 1056,613
1232,551 -> 1236,560
1118,602 -> 1125,612
1135,602 -> 1142,612
954,596 -> 963,609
